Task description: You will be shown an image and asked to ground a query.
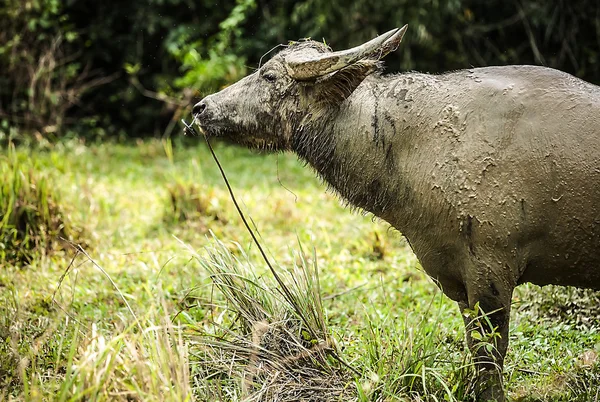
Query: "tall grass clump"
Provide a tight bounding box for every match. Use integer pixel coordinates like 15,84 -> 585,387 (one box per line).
185,238 -> 354,402
0,144 -> 83,264
165,180 -> 229,228
182,237 -> 478,401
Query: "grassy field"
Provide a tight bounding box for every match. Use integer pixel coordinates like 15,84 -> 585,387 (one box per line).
1,138 -> 599,401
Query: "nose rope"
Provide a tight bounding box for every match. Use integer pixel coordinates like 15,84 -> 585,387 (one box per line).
182,115 -> 199,136
181,115 -> 361,376
181,116 -> 318,338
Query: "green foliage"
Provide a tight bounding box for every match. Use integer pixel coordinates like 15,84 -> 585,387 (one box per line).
167,0 -> 255,92
3,0 -> 600,138
0,0 -> 85,136
0,144 -> 82,264
241,0 -> 600,79
59,0 -> 248,137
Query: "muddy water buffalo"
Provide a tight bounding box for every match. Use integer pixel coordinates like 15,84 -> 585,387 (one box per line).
193,26 -> 600,401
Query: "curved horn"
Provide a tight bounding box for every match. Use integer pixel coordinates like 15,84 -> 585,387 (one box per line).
285,27 -> 405,80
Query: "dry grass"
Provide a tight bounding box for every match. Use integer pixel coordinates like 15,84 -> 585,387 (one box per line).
68,317 -> 191,401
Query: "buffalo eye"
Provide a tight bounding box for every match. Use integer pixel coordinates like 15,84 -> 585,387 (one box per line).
262,72 -> 277,83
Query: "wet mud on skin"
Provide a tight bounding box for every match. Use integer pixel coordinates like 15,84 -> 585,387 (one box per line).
195,38 -> 600,401
199,50 -> 600,300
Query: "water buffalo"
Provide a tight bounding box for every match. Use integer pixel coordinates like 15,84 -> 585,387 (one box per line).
192,26 -> 600,401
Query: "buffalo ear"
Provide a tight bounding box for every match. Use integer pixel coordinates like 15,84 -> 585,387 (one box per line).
313,60 -> 380,105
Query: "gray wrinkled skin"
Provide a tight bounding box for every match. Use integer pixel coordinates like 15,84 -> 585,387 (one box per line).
195,40 -> 600,401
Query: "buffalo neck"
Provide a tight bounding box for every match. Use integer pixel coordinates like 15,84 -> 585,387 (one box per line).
292,72 -> 439,226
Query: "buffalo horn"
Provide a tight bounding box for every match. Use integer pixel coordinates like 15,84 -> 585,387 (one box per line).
285,26 -> 407,80
367,24 -> 408,60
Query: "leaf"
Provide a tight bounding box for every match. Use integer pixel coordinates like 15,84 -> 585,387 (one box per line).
124,63 -> 141,75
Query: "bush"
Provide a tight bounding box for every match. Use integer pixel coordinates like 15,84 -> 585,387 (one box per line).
0,0 -> 112,138
0,144 -> 83,264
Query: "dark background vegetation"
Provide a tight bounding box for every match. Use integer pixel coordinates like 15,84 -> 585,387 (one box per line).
1,0 -> 599,140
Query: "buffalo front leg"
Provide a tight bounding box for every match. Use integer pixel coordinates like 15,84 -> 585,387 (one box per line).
459,280 -> 513,402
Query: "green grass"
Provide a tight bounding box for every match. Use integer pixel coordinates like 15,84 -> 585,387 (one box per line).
0,138 -> 599,401
0,144 -> 85,264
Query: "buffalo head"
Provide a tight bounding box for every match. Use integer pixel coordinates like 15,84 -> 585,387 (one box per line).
193,26 -> 407,150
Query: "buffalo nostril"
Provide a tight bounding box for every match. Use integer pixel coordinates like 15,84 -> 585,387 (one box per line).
192,101 -> 207,116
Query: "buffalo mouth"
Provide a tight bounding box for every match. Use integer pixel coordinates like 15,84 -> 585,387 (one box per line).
194,120 -> 231,138
198,126 -> 284,151
238,137 -> 282,151
224,133 -> 284,151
